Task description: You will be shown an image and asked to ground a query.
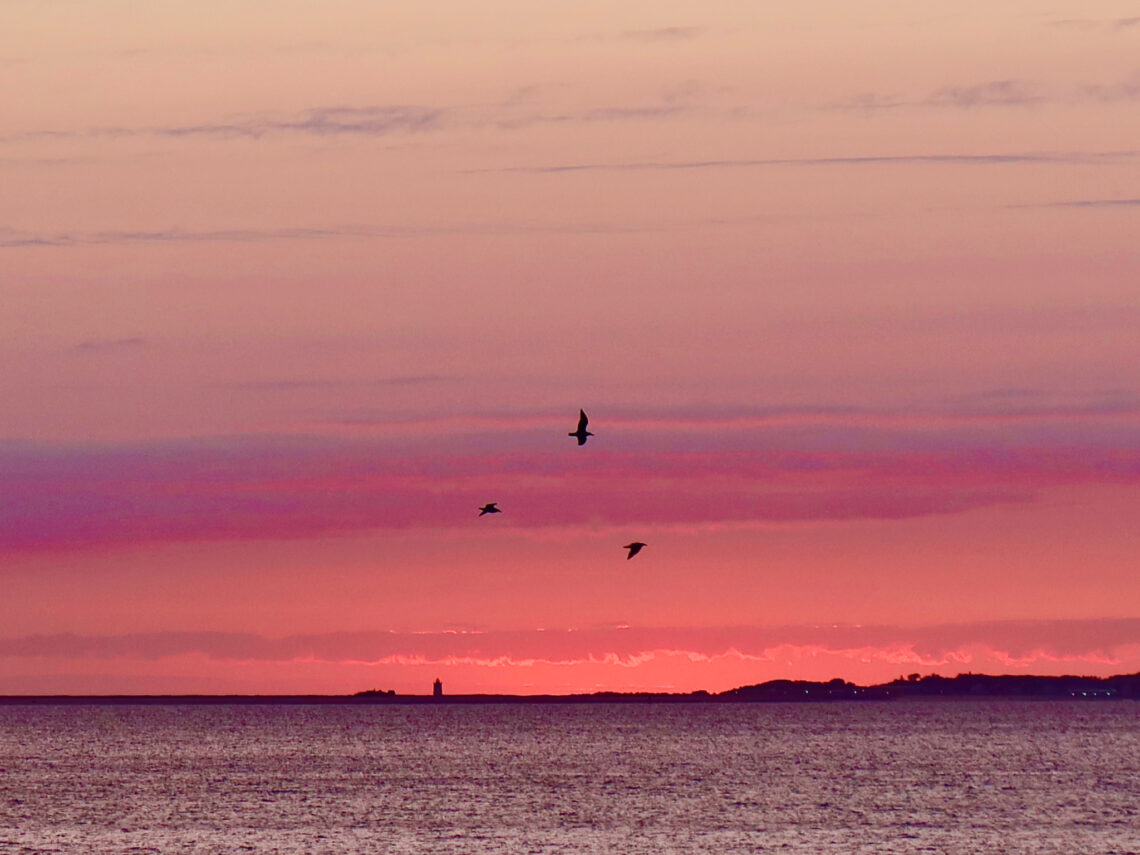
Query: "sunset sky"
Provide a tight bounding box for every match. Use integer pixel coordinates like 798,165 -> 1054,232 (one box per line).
2,0 -> 1139,694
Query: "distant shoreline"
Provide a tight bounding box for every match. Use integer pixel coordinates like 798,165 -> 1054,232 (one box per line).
2,672 -> 1137,704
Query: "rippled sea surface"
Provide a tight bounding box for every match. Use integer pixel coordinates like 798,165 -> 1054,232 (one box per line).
1,701 -> 1138,854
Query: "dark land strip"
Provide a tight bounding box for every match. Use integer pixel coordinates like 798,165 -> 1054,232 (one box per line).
2,672 -> 1137,705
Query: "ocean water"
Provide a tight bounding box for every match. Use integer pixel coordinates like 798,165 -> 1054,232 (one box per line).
1,701 -> 1137,854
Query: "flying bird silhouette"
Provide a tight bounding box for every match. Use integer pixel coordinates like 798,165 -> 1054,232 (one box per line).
623,542 -> 646,560
569,409 -> 594,446
478,503 -> 502,516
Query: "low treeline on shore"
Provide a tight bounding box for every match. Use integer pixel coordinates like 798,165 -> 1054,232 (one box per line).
6,671 -> 1136,704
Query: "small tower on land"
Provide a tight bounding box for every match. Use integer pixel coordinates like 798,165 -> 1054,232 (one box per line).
433,677 -> 443,698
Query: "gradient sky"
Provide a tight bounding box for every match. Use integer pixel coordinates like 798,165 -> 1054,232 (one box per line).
2,0 -> 1139,694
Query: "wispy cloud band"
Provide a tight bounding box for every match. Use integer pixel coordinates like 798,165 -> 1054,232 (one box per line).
3,619 -> 1138,668
0,96 -> 693,146
469,151 -> 1136,175
833,75 -> 1140,112
1014,198 -> 1140,209
0,219 -> 663,249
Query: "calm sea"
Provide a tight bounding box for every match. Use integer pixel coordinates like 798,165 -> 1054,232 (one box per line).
1,701 -> 1137,854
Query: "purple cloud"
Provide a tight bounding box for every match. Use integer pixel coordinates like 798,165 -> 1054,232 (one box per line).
72,337 -> 149,354
2,399 -> 1140,552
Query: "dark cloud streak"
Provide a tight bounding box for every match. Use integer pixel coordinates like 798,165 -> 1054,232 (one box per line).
0,219 -> 664,249
621,27 -> 704,42
1012,198 -> 1140,209
473,151 -> 1135,175
0,105 -> 444,144
0,96 -> 692,146
158,105 -> 444,138
833,75 -> 1140,112
73,337 -> 149,354
925,80 -> 1046,108
221,375 -> 448,392
1047,17 -> 1140,30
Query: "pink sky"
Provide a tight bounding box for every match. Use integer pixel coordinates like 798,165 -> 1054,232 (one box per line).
2,1 -> 1139,694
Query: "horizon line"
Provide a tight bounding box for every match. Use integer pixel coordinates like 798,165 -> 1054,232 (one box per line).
3,670 -> 1137,703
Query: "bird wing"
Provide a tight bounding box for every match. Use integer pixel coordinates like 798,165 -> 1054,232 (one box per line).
577,409 -> 589,432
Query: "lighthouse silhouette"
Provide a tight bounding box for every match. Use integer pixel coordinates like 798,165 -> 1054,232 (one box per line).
433,678 -> 443,699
